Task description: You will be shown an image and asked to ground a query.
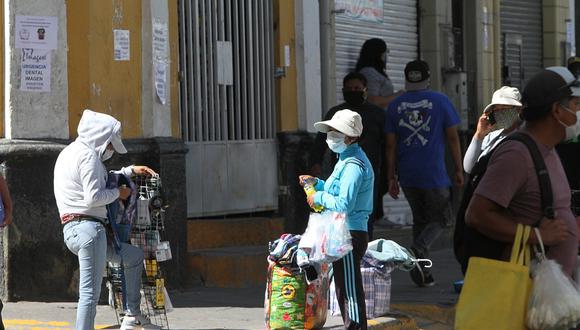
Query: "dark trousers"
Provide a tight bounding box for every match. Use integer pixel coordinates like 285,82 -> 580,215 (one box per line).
333,230 -> 368,330
402,187 -> 452,258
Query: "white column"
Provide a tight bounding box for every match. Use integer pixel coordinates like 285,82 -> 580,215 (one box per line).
295,0 -> 322,133
141,0 -> 172,138
4,0 -> 68,139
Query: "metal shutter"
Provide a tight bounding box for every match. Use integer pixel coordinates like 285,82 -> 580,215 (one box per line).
335,0 -> 418,102
500,0 -> 543,90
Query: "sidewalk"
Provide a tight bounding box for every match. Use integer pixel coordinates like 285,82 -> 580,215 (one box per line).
2,248 -> 461,329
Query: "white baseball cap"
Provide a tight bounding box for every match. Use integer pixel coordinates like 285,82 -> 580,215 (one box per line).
314,109 -> 363,137
483,86 -> 522,112
110,120 -> 127,154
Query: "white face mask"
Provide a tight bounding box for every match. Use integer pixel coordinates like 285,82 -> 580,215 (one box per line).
565,112 -> 580,141
558,105 -> 580,141
326,131 -> 347,153
101,149 -> 114,161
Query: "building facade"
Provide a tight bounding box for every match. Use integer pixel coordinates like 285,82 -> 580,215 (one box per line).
0,0 -> 576,300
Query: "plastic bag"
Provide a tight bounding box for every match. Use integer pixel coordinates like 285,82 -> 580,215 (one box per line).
299,211 -> 352,264
527,228 -> 580,330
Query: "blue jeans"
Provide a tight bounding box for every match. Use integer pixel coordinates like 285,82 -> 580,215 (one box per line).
63,220 -> 107,330
107,241 -> 144,316
64,220 -> 145,329
402,187 -> 453,258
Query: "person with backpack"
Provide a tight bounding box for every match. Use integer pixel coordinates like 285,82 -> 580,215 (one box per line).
386,60 -> 464,287
464,67 -> 579,277
463,86 -> 522,174
299,109 -> 374,330
54,110 -> 159,330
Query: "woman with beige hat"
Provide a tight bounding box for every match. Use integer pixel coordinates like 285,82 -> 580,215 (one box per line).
299,109 -> 374,329
463,86 -> 523,174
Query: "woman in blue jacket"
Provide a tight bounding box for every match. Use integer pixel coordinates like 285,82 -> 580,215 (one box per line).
300,109 -> 374,330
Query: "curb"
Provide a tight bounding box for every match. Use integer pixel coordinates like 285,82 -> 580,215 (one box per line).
391,303 -> 455,325
326,313 -> 417,330
368,313 -> 418,329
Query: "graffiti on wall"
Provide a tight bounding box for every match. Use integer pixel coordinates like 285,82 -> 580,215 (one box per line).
335,0 -> 383,22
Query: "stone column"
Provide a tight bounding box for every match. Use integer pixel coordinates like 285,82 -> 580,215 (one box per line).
4,0 -> 68,139
543,0 -> 570,66
1,0 -> 70,301
141,0 -> 173,138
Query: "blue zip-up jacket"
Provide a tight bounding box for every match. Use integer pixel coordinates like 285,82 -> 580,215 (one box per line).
313,143 -> 374,231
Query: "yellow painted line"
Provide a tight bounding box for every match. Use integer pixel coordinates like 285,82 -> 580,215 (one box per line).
5,320 -> 69,326
4,320 -> 115,330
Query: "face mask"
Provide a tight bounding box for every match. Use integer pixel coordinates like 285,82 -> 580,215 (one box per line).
326,131 -> 347,153
559,105 -> 580,141
101,149 -> 114,161
492,107 -> 520,130
342,90 -> 366,106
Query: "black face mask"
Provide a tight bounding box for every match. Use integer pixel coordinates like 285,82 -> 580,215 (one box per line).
343,91 -> 366,106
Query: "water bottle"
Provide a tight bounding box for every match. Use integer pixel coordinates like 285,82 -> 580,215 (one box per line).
304,181 -> 324,213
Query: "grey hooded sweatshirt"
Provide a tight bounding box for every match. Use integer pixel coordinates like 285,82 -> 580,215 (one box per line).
54,110 -> 133,220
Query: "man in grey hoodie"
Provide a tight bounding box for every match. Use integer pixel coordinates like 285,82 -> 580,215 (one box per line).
54,110 -> 158,330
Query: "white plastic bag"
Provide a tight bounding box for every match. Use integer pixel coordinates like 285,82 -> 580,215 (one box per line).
299,211 -> 352,264
527,228 -> 580,330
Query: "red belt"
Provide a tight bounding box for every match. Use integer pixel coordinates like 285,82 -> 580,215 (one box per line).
61,214 -> 106,226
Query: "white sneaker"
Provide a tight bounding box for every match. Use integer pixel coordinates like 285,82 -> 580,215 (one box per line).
120,314 -> 162,330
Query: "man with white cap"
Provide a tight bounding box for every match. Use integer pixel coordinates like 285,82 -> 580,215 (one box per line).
385,59 -> 464,287
299,109 -> 374,329
54,110 -> 158,330
466,66 -> 580,277
463,86 -> 523,174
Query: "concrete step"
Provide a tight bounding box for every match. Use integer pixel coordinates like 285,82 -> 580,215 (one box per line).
187,217 -> 284,251
187,245 -> 269,288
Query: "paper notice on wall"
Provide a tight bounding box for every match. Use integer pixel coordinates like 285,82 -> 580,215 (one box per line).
154,61 -> 167,105
20,48 -> 51,92
152,20 -> 169,63
15,15 -> 58,50
113,29 -> 130,61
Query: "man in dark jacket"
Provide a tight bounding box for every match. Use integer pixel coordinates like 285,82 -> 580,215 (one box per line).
310,72 -> 386,239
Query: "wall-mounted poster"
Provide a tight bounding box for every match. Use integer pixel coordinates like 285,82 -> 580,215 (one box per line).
15,15 -> 58,50
20,48 -> 51,92
114,29 -> 130,61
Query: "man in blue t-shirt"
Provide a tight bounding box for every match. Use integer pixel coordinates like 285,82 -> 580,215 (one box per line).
385,60 -> 464,287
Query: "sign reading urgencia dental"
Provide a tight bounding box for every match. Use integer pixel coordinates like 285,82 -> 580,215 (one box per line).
20,49 -> 51,92
15,15 -> 58,50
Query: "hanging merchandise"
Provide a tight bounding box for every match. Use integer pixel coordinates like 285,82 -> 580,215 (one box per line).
136,197 -> 152,226
106,174 -> 171,329
155,241 -> 172,262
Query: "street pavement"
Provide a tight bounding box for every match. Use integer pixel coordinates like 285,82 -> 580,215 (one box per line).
2,248 -> 462,329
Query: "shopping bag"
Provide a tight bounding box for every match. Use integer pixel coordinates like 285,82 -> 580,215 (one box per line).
299,212 -> 352,264
527,228 -> 580,329
455,224 -> 532,330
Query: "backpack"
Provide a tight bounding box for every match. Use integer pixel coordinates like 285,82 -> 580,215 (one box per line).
453,132 -> 554,274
